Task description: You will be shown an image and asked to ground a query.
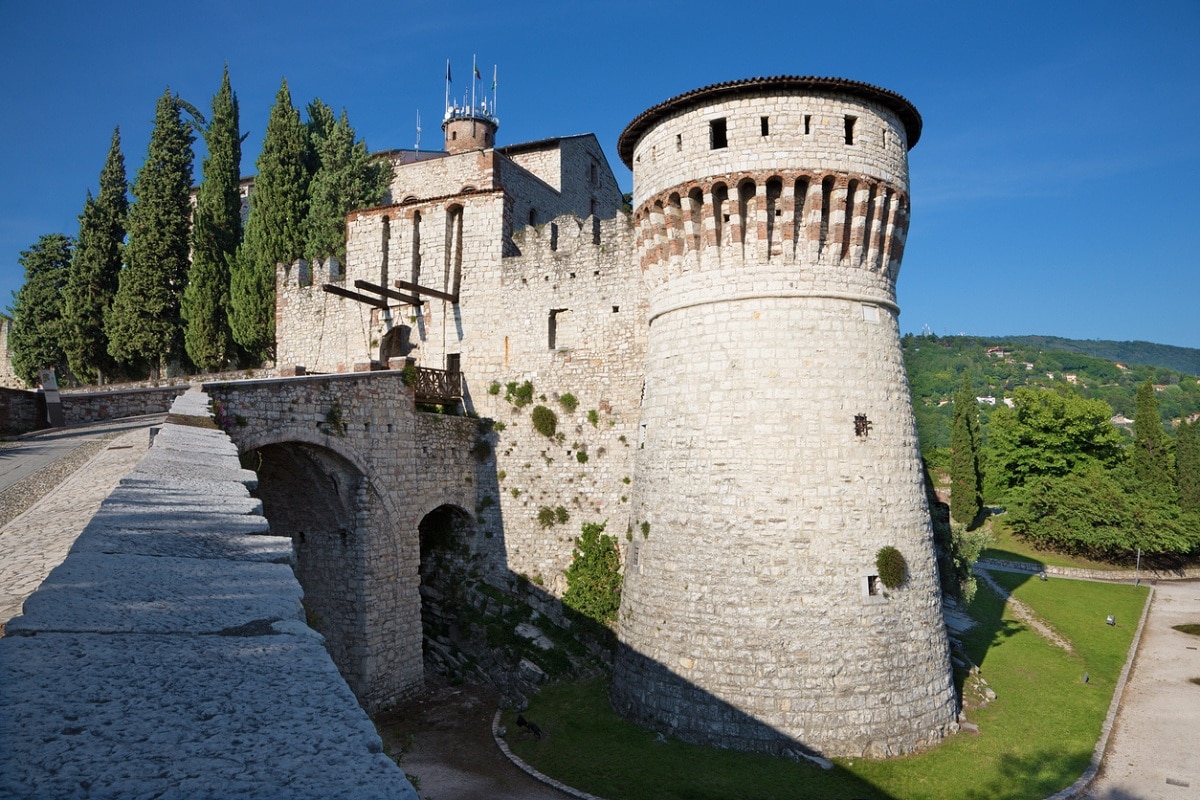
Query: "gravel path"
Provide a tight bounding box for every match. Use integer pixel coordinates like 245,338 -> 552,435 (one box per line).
0,436 -> 117,528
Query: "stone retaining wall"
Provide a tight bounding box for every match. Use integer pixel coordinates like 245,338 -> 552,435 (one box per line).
977,557 -> 1200,583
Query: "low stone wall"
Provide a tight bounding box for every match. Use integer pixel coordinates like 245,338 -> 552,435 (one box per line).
0,389 -> 416,799
0,386 -> 42,432
58,385 -> 191,424
978,557 -> 1200,582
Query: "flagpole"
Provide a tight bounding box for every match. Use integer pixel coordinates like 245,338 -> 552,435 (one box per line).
415,109 -> 421,151
492,65 -> 498,118
471,54 -> 477,116
444,59 -> 450,115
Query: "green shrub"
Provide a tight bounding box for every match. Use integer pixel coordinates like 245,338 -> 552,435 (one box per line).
531,405 -> 558,437
555,506 -> 570,525
401,364 -> 418,387
559,393 -> 579,413
876,546 -> 907,589
576,451 -> 589,464
640,521 -> 650,539
487,380 -> 501,396
492,420 -> 506,432
562,522 -> 622,626
587,409 -> 599,427
537,506 -> 556,528
505,380 -> 534,408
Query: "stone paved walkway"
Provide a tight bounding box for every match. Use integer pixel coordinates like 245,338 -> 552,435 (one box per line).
1084,579 -> 1200,799
0,421 -> 157,631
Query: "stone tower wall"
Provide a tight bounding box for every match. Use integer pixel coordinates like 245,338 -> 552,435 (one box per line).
456,213 -> 645,593
611,79 -> 957,758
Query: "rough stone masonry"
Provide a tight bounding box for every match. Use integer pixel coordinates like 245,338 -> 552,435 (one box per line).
0,390 -> 416,799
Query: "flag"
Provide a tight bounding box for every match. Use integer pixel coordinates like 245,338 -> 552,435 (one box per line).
475,65 -> 482,81
446,61 -> 452,83
491,66 -> 497,92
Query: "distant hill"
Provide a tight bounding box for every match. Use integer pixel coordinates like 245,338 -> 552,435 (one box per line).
902,333 -> 1200,453
994,336 -> 1200,375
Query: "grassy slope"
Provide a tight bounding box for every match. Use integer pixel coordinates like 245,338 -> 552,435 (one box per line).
505,577 -> 1149,800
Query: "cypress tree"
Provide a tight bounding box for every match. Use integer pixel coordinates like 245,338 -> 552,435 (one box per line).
9,234 -> 73,386
62,128 -> 127,385
950,372 -> 984,526
305,104 -> 393,266
1132,379 -> 1172,494
106,88 -> 195,378
1176,417 -> 1200,513
231,79 -> 309,360
183,66 -> 242,371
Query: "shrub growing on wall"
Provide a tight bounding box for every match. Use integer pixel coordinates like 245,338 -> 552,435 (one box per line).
563,521 -> 622,627
531,405 -> 558,438
875,546 -> 907,589
558,392 -> 579,413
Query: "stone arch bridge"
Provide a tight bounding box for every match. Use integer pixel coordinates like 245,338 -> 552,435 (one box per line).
205,371 -> 488,711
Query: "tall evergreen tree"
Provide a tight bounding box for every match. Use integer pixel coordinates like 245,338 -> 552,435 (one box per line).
9,234 -> 73,386
305,102 -> 393,266
62,128 -> 127,385
1131,379 -> 1173,494
950,372 -> 984,525
231,79 -> 309,360
183,66 -> 242,371
106,88 -> 194,378
1177,417 -> 1200,513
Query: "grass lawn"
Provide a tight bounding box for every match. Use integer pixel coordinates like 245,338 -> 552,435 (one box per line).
503,576 -> 1149,800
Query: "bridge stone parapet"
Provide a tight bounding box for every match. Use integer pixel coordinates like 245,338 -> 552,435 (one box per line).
204,371 -> 483,710
0,388 -> 415,799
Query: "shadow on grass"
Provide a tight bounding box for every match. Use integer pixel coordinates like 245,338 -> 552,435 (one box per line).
960,567 -> 1034,673
505,678 -> 900,800
960,748 -> 1092,800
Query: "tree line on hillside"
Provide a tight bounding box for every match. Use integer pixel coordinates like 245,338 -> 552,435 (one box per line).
5,67 -> 392,387
944,371 -> 1200,564
903,333 -> 1200,451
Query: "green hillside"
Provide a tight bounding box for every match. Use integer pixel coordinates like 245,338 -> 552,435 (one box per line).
902,334 -> 1200,453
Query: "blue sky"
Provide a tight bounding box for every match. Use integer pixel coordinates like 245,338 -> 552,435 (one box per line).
1,0 -> 1197,349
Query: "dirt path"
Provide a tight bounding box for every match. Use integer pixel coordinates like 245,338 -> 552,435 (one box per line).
375,680 -> 571,800
977,567 -> 1075,653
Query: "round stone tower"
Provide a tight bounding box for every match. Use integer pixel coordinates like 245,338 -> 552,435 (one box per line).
611,76 -> 958,759
442,105 -> 497,154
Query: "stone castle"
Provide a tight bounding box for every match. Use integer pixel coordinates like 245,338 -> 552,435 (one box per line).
270,74 -> 956,758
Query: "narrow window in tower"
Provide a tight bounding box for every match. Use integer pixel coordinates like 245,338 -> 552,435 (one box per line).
590,161 -> 598,185
676,133 -> 682,151
845,115 -> 857,145
868,575 -> 880,596
804,114 -> 811,135
529,208 -> 537,226
411,210 -> 422,285
380,215 -> 390,287
548,309 -> 561,350
710,118 -> 728,150
760,116 -> 770,136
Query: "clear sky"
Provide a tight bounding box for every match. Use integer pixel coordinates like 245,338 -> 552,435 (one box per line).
1,1 -> 1196,349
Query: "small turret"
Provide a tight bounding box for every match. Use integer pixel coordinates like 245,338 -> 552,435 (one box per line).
442,107 -> 497,154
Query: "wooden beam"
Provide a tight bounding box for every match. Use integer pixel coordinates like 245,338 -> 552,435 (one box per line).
394,279 -> 458,304
353,280 -> 423,306
322,283 -> 387,308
